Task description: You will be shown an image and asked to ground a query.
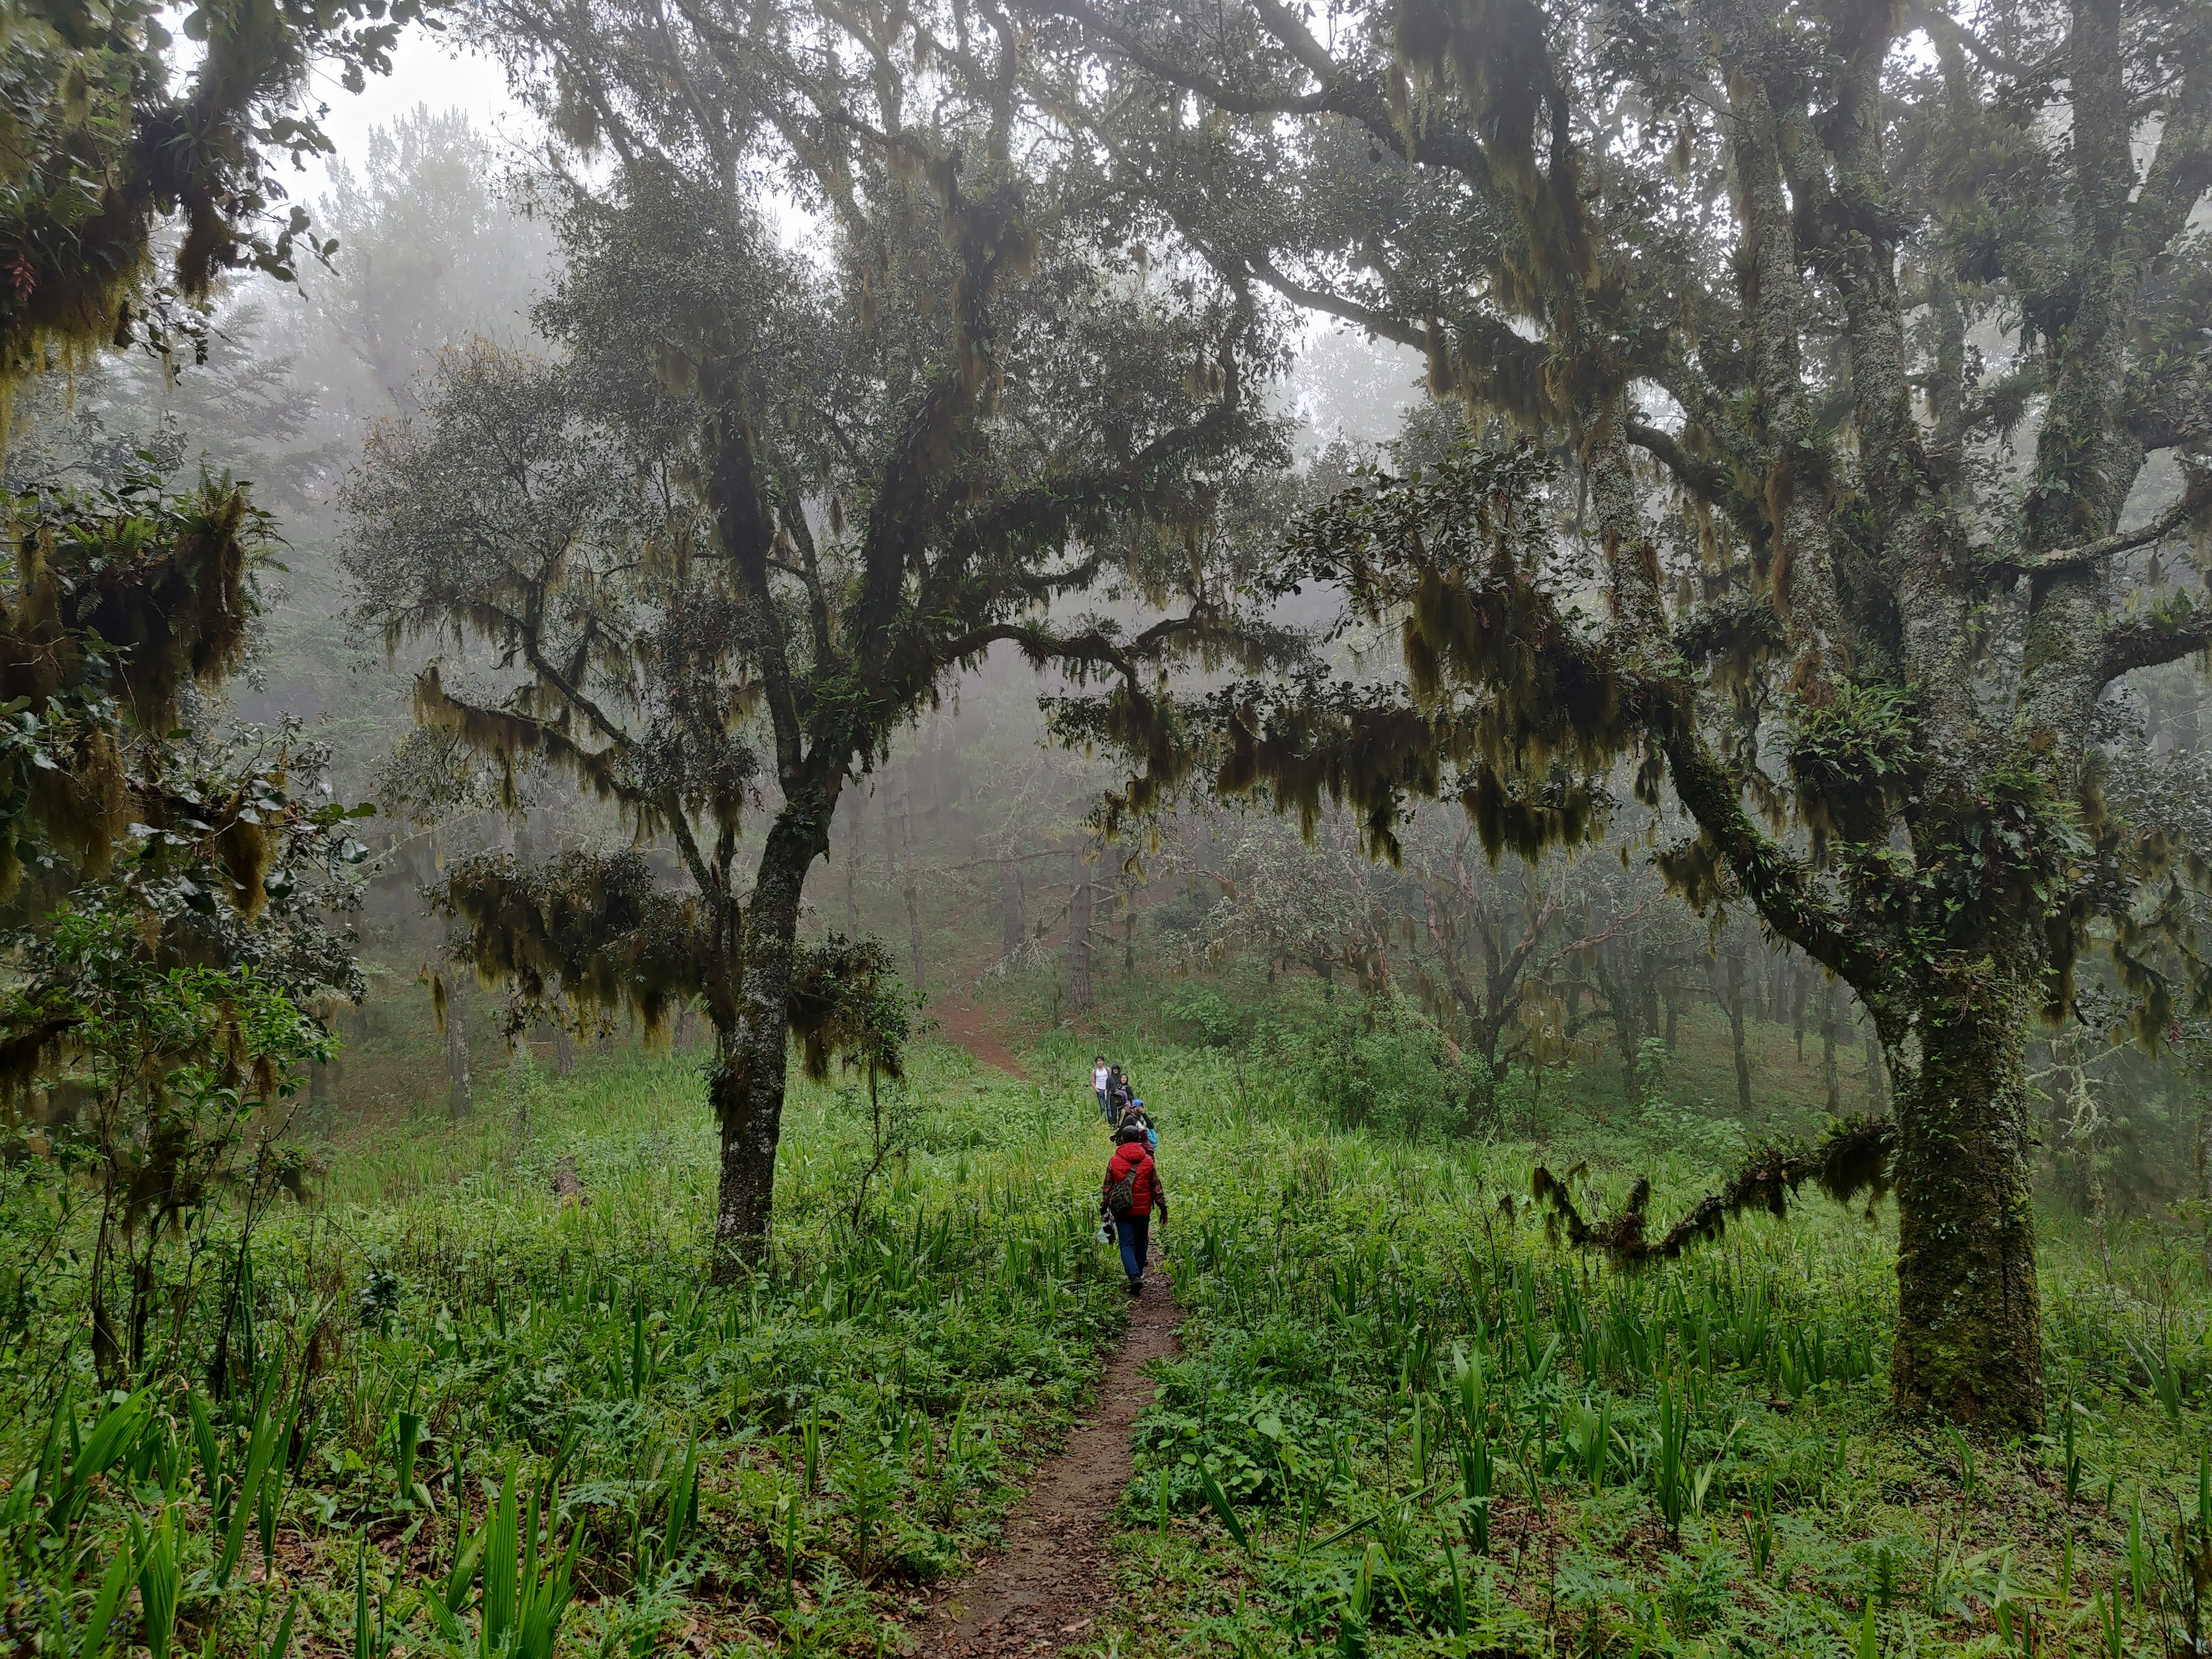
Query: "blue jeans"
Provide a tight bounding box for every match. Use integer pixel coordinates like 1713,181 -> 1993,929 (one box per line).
1097,1088 -> 1113,1120
1113,1215 -> 1150,1282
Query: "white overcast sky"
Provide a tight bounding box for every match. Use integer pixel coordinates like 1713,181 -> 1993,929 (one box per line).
285,19 -> 1422,442
299,22 -> 531,198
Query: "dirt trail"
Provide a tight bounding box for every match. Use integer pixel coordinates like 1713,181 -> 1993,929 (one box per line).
908,1262 -> 1181,1656
912,1009 -> 1179,1656
932,998 -> 1031,1080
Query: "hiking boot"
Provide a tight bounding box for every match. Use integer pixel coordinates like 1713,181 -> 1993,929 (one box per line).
1126,1277 -> 1143,1296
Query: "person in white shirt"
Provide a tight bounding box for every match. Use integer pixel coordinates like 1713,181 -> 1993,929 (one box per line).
1093,1055 -> 1112,1119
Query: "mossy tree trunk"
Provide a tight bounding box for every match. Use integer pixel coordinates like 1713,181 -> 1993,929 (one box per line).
1022,0 -> 2212,1433
713,787 -> 840,1278
343,20 -> 1282,1282
2199,1097 -> 2212,1276
1888,968 -> 2044,1430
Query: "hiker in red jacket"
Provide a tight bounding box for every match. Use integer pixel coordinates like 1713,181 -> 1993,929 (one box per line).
1100,1123 -> 1166,1294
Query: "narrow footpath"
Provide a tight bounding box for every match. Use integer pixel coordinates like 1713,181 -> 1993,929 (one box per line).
932,997 -> 1032,1080
914,1002 -> 1183,1656
910,1262 -> 1182,1655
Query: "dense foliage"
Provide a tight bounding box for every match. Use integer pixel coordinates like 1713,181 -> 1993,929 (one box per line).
0,0 -> 426,388
0,1045 -> 1131,1659
9,0 -> 2212,1650
1094,1040 -> 2212,1657
1021,0 -> 2212,1430
346,0 -> 1302,1270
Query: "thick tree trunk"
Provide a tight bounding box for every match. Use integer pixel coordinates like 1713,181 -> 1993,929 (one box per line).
1889,979 -> 2045,1431
712,791 -> 837,1278
1469,1012 -> 1504,1074
1068,851 -> 1093,1012
1000,856 -> 1022,956
2199,1097 -> 2212,1277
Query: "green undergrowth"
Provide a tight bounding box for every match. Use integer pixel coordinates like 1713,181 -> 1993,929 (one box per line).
10,1018 -> 2211,1659
0,1040 -> 1129,1659
1058,1034 -> 2212,1659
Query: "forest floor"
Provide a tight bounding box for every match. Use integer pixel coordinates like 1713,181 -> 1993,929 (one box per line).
16,996 -> 2199,1659
911,987 -> 1187,1655
909,1256 -> 1181,1656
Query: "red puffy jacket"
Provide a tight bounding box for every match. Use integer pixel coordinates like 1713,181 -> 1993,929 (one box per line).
1103,1141 -> 1165,1219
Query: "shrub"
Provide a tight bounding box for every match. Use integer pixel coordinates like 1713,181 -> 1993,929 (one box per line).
1164,983 -> 1245,1050
1285,991 -> 1471,1142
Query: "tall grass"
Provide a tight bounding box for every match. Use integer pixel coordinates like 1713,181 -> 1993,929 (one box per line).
0,1039 -> 1134,1659
10,1018 -> 2212,1658
1082,1034 -> 2212,1657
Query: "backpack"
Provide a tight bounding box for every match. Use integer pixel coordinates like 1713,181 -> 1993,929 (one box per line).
1105,1154 -> 1143,1219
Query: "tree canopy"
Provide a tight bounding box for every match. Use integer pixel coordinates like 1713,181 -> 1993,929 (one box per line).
347,0 -> 1302,1267
1015,0 -> 2212,1430
0,0 -> 426,392
0,0 -> 406,1390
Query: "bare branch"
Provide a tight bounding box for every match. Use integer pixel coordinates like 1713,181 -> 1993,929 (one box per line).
1020,0 -> 1500,185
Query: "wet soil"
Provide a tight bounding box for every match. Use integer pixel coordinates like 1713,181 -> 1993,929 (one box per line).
906,1257 -> 1181,1656
932,997 -> 1032,1080
910,1001 -> 1177,1655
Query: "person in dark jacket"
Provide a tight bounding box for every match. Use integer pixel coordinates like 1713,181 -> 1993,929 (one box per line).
1119,1101 -> 1158,1152
1101,1123 -> 1166,1293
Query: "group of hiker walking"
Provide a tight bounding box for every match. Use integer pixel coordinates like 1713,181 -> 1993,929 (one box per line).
1092,1055 -> 1165,1296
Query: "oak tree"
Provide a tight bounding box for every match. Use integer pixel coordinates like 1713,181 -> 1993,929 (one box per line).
1025,0 -> 2212,1428
346,0 -> 1291,1270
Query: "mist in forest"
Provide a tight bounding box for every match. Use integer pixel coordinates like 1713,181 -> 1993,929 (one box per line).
12,84 -> 2206,1224
5,2 -> 2212,1647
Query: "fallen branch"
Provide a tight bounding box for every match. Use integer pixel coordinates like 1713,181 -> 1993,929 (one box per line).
1530,1115 -> 1893,1264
